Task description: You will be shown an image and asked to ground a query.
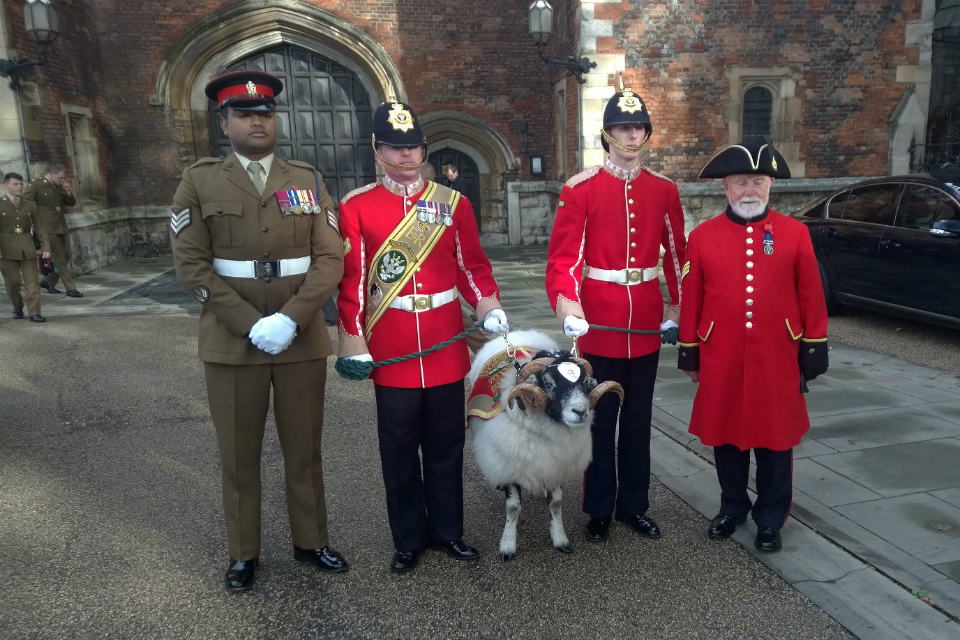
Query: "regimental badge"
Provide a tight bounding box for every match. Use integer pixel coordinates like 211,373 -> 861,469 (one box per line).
170,207 -> 191,236
194,285 -> 210,304
246,81 -> 257,95
618,90 -> 643,114
343,237 -> 352,255
763,222 -> 774,255
376,249 -> 407,283
387,103 -> 415,132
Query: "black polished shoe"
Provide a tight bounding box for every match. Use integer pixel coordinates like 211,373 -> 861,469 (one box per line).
293,545 -> 349,574
66,289 -> 83,298
390,550 -> 421,573
429,539 -> 479,561
40,281 -> 61,294
755,527 -> 782,552
224,557 -> 258,591
615,509 -> 662,538
30,315 -> 45,323
586,515 -> 611,542
708,514 -> 747,540
12,308 -> 24,319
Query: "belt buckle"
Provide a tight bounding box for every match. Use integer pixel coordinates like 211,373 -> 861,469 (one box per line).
626,269 -> 643,283
413,295 -> 432,311
255,260 -> 280,279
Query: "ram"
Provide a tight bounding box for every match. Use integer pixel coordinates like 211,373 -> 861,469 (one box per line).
467,330 -> 624,561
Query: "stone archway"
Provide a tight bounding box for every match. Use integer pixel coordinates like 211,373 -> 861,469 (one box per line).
152,0 -> 404,177
419,110 -> 519,243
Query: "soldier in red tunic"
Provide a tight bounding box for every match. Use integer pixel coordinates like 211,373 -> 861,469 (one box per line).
546,83 -> 687,544
337,100 -> 508,573
677,139 -> 829,552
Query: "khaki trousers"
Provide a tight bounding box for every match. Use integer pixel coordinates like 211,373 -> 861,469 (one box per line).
204,359 -> 330,561
0,256 -> 41,315
41,233 -> 76,291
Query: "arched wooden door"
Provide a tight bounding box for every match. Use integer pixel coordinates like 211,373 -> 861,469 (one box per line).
210,45 -> 377,204
429,149 -> 482,229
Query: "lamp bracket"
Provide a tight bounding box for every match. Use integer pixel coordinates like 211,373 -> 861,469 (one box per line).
536,42 -> 596,84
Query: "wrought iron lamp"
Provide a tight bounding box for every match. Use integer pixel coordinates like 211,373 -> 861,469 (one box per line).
529,0 -> 595,84
0,0 -> 60,88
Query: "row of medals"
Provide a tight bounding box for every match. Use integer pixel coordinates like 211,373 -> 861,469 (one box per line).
417,205 -> 453,227
278,190 -> 322,215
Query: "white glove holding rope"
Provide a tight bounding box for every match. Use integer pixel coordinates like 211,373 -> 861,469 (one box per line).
342,354 -> 373,363
563,315 -> 589,338
483,308 -> 510,333
249,313 -> 298,355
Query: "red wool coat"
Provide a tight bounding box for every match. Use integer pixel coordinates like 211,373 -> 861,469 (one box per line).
337,181 -> 500,388
678,209 -> 828,450
545,163 -> 687,358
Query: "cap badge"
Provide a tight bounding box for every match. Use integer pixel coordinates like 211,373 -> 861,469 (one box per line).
770,156 -> 778,171
246,81 -> 257,95
618,90 -> 643,114
387,103 -> 415,133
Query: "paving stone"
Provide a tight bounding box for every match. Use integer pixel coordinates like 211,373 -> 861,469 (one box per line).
931,488 -> 960,510
804,383 -> 927,418
914,400 -> 960,426
815,439 -> 960,497
651,379 -> 699,407
750,519 -> 865,584
650,434 -> 714,478
808,407 -> 960,452
794,437 -> 838,459
792,458 -> 883,506
871,378 -> 960,403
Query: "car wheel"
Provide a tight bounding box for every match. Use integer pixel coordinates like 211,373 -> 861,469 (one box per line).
818,261 -> 843,315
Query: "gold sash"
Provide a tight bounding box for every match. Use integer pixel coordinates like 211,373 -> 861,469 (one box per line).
364,182 -> 461,338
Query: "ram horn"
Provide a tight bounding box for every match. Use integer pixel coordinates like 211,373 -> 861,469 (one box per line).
571,357 -> 593,377
506,383 -> 549,413
517,357 -> 555,381
587,381 -> 625,408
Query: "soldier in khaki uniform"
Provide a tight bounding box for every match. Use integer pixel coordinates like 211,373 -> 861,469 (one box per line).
1,172 -> 49,321
23,163 -> 82,297
171,70 -> 347,591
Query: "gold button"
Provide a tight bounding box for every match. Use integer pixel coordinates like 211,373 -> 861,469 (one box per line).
746,238 -> 754,244
747,249 -> 754,256
630,257 -> 636,263
747,274 -> 754,281
627,185 -> 633,190
416,267 -> 421,273
747,286 -> 754,293
746,322 -> 753,329
746,312 -> 753,319
630,213 -> 635,219
416,283 -> 423,290
405,200 -> 411,206
747,226 -> 754,233
747,261 -> 754,268
630,228 -> 636,234
747,299 -> 754,306
630,242 -> 636,248
628,199 -> 634,204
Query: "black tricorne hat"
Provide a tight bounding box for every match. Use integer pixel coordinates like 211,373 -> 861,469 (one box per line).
205,70 -> 283,111
372,101 -> 425,148
601,89 -> 653,151
699,138 -> 791,179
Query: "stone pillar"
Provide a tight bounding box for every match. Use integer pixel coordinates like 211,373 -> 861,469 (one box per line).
578,1 -> 625,169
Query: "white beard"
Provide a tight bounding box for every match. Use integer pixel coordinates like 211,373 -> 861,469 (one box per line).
730,197 -> 768,220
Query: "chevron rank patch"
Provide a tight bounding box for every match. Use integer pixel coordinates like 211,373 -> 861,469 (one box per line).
170,207 -> 191,236
325,208 -> 340,236
681,260 -> 691,282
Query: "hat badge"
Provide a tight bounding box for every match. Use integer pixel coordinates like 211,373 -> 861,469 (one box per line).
387,103 -> 415,133
245,81 -> 257,95
618,90 -> 642,114
771,156 -> 778,171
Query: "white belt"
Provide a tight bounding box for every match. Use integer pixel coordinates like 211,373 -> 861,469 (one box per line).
212,256 -> 310,279
586,266 -> 659,285
388,288 -> 457,312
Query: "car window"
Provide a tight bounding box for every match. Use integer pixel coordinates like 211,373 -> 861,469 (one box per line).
825,190 -> 849,218
895,185 -> 960,230
840,184 -> 900,225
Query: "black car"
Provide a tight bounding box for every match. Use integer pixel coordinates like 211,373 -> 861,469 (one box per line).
797,172 -> 960,329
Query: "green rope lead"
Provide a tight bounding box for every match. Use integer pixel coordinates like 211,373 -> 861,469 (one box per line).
589,323 -> 678,345
335,321 -> 485,381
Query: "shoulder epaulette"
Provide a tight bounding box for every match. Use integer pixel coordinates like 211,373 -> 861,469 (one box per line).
645,168 -> 675,185
340,182 -> 378,204
565,165 -> 600,188
188,157 -> 223,169
283,158 -> 315,170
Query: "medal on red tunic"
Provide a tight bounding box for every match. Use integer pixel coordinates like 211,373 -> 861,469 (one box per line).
763,222 -> 774,255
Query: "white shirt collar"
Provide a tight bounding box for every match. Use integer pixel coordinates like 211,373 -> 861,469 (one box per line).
234,152 -> 274,177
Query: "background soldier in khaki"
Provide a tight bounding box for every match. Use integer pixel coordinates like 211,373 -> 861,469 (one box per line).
24,163 -> 81,297
0,172 -> 49,321
171,70 -> 347,591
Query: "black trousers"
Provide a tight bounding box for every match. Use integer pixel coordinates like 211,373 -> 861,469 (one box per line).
582,351 -> 660,517
374,380 -> 465,552
714,444 -> 793,529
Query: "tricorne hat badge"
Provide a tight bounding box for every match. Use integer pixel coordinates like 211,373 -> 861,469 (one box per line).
388,103 -> 415,132
246,81 -> 257,95
771,156 -> 778,171
618,90 -> 643,114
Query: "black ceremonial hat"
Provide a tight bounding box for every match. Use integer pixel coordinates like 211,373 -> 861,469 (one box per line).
699,138 -> 791,179
372,101 -> 425,148
205,70 -> 283,111
603,90 -> 653,134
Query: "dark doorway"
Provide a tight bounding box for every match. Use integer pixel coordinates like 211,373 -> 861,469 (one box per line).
429,149 -> 482,230
209,45 -> 377,204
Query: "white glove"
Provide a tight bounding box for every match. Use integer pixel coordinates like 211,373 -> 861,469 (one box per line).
249,313 -> 297,355
343,354 -> 373,362
660,319 -> 678,331
563,315 -> 589,338
483,308 -> 510,333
